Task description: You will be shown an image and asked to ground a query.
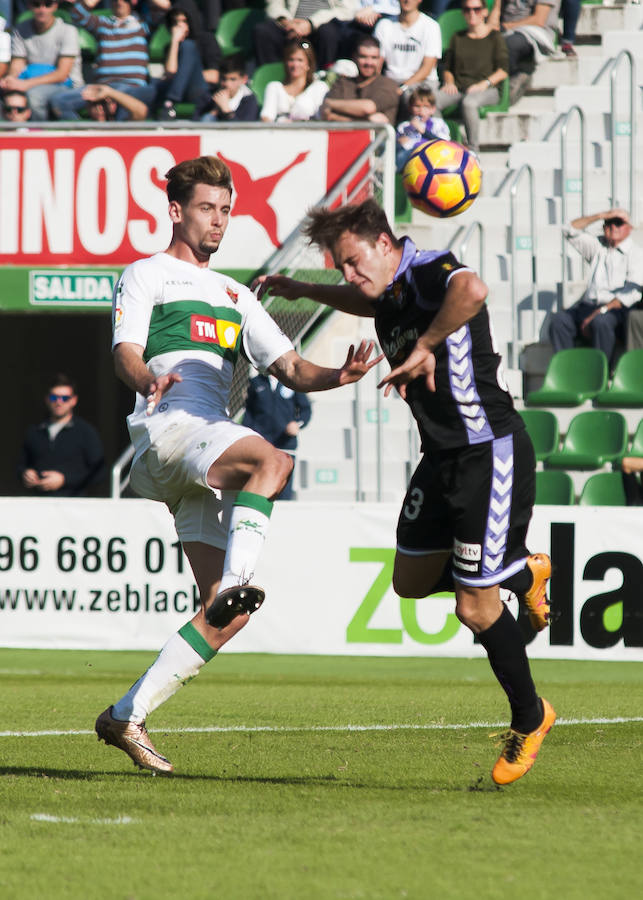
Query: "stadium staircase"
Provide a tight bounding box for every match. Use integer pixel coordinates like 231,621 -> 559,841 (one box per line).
278,2 -> 643,502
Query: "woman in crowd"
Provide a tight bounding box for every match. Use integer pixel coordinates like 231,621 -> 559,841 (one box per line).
434,0 -> 508,154
260,40 -> 328,123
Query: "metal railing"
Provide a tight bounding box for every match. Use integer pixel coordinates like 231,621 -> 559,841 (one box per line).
506,164 -> 538,368
111,444 -> 135,498
559,105 -> 586,309
447,221 -> 484,279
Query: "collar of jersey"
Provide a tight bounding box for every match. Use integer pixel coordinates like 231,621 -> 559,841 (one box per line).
388,237 -> 448,289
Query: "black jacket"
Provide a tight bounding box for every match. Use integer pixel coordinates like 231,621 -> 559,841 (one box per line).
17,416 -> 106,496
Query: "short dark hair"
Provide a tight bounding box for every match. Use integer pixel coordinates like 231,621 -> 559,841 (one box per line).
221,54 -> 247,77
354,34 -> 381,55
2,89 -> 30,110
49,373 -> 77,395
165,156 -> 233,205
407,87 -> 437,106
303,199 -> 401,253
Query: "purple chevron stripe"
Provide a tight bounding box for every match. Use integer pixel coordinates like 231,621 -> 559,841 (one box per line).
481,434 -> 514,578
446,326 -> 494,444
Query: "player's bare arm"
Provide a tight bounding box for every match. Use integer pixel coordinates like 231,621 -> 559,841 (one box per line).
378,270 -> 487,398
256,274 -> 375,317
268,342 -> 383,392
114,342 -> 183,415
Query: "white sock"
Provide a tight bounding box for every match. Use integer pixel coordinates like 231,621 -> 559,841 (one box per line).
219,491 -> 273,593
111,623 -> 216,723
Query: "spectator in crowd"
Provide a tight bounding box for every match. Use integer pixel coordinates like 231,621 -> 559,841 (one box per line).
434,0 -> 508,154
17,374 -> 106,497
308,0 -> 401,64
488,0 -> 561,105
549,209 -> 643,366
156,0 -> 246,33
559,0 -> 579,58
51,0 -> 154,120
0,13 -> 10,79
253,0 -> 361,71
374,0 -> 441,95
195,53 -> 259,122
1,86 -> 32,120
261,39 -> 329,122
396,86 -> 449,170
0,0 -> 83,121
242,373 -> 312,500
621,456 -> 643,506
82,80 -> 149,118
321,34 -> 399,124
156,3 -> 221,119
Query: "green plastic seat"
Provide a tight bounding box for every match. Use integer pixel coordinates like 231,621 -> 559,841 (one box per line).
526,348 -> 609,407
519,409 -> 559,462
545,410 -> 628,470
478,76 -> 510,118
149,24 -> 171,64
535,470 -> 575,505
627,418 -> 643,457
438,10 -> 466,52
395,173 -> 413,223
594,349 -> 643,407
578,472 -> 627,506
216,7 -> 266,58
251,62 -> 285,106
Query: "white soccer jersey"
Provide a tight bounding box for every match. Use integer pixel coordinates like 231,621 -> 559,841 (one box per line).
374,14 -> 442,84
113,252 -> 293,455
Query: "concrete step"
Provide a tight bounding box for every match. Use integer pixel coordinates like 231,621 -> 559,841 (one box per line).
576,2 -> 643,36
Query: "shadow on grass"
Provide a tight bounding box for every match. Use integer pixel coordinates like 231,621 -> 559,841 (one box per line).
0,765 -> 502,793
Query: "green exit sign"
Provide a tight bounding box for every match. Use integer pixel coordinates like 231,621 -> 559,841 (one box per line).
29,271 -> 117,307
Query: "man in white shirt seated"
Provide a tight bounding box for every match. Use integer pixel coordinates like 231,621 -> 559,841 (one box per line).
374,0 -> 441,95
549,209 -> 643,366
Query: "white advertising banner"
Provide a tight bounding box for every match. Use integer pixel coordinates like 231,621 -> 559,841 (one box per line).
0,498 -> 641,661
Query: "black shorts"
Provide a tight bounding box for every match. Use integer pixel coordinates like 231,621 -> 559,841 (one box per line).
396,430 -> 535,587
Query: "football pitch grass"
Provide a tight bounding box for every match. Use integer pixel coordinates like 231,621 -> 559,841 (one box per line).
0,650 -> 640,900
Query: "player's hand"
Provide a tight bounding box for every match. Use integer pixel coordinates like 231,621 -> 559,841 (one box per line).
39,470 -> 65,491
378,342 -> 436,399
254,274 -> 308,303
337,340 -> 384,385
145,372 -> 182,416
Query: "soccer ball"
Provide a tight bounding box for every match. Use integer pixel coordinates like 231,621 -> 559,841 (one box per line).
402,139 -> 482,218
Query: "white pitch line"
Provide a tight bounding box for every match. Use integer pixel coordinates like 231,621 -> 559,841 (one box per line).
0,716 -> 641,739
31,813 -> 136,825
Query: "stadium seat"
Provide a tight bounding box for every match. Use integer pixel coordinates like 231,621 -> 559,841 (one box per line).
251,62 -> 285,106
519,409 -> 559,462
525,348 -> 608,407
438,10 -> 466,52
535,470 -> 575,505
627,418 -> 643,458
395,173 -> 413,223
478,77 -> 510,118
594,349 -> 643,407
545,410 -> 628,470
578,472 -> 627,506
149,24 -> 171,64
216,7 -> 267,58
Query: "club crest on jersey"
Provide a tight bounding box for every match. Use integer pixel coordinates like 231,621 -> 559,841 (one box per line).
225,284 -> 239,304
190,315 -> 240,349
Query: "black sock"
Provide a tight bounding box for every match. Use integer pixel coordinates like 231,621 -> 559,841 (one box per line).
502,561 -> 532,597
477,605 -> 542,732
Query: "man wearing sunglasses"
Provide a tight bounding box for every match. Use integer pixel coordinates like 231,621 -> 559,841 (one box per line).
17,374 -> 105,496
549,208 -> 643,365
0,0 -> 83,120
1,87 -> 32,120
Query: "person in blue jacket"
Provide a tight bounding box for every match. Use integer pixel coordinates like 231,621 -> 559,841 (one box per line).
242,372 -> 312,499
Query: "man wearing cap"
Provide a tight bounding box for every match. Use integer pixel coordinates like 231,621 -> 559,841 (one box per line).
549,208 -> 643,365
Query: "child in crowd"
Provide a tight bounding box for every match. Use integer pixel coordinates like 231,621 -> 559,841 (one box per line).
395,86 -> 450,170
195,54 -> 259,122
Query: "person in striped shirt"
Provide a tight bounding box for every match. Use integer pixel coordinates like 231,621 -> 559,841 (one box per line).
51,0 -> 155,120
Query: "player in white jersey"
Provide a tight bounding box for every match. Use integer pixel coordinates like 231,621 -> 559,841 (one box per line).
95,156 -> 382,774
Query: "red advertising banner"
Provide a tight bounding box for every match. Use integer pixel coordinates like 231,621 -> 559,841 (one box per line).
0,129 -> 372,270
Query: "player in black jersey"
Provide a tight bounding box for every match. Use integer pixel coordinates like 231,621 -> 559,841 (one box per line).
259,198 -> 556,785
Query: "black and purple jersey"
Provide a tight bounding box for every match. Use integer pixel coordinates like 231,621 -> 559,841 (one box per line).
373,238 -> 524,452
